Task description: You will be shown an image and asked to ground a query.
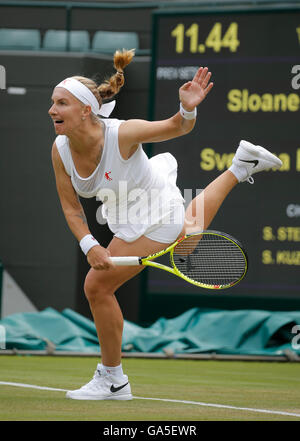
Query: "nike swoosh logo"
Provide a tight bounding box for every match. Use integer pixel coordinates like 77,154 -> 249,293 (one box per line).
239,159 -> 259,168
110,382 -> 129,393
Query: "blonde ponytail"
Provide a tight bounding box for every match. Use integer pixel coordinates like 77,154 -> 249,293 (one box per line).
70,49 -> 134,121
97,49 -> 135,100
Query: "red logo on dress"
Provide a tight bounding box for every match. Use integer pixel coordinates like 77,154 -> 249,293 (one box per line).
105,171 -> 112,181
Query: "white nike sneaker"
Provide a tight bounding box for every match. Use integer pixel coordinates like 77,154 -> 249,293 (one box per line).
66,364 -> 132,400
230,140 -> 282,183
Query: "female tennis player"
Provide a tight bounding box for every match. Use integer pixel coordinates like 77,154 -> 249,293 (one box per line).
49,49 -> 282,400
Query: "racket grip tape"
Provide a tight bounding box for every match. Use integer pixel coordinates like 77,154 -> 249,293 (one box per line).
110,256 -> 141,266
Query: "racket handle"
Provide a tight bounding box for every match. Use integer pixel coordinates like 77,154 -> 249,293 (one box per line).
110,256 -> 141,266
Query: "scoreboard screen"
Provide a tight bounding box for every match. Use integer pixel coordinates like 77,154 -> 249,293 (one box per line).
147,6 -> 300,300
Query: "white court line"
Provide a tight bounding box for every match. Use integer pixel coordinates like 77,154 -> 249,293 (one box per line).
0,381 -> 300,419
0,381 -> 67,392
134,396 -> 300,418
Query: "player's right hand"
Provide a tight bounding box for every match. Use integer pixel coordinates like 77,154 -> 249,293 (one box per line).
87,245 -> 114,271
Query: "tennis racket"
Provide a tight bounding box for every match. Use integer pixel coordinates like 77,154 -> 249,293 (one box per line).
110,230 -> 248,290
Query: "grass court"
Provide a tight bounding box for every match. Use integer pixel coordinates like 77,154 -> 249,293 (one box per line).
0,355 -> 300,421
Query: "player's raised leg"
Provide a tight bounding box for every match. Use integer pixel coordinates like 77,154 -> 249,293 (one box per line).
183,140 -> 282,235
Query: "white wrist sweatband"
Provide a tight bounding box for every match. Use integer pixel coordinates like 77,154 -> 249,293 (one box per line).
79,234 -> 99,255
180,102 -> 197,120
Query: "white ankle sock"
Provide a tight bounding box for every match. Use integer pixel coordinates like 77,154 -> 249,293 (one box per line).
228,163 -> 248,182
100,363 -> 124,378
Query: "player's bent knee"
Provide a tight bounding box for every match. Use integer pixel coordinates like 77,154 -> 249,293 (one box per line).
84,260 -> 144,305
84,271 -> 115,304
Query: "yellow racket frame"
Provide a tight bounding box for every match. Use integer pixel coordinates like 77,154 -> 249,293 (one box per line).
140,230 -> 248,290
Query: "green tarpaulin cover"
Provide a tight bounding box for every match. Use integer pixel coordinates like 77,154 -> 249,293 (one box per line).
0,307 -> 299,356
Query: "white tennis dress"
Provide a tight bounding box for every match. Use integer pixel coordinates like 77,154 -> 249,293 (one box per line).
55,118 -> 185,243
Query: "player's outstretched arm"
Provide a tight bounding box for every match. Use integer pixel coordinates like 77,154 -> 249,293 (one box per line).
118,67 -> 213,154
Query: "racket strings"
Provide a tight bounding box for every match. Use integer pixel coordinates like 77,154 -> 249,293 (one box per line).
173,234 -> 246,286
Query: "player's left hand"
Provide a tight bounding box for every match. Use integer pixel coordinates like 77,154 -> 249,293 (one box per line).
179,67 -> 213,111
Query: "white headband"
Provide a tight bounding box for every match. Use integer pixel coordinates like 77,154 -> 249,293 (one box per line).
55,77 -> 116,118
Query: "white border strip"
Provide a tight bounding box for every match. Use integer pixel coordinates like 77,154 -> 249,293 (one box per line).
0,381 -> 300,418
